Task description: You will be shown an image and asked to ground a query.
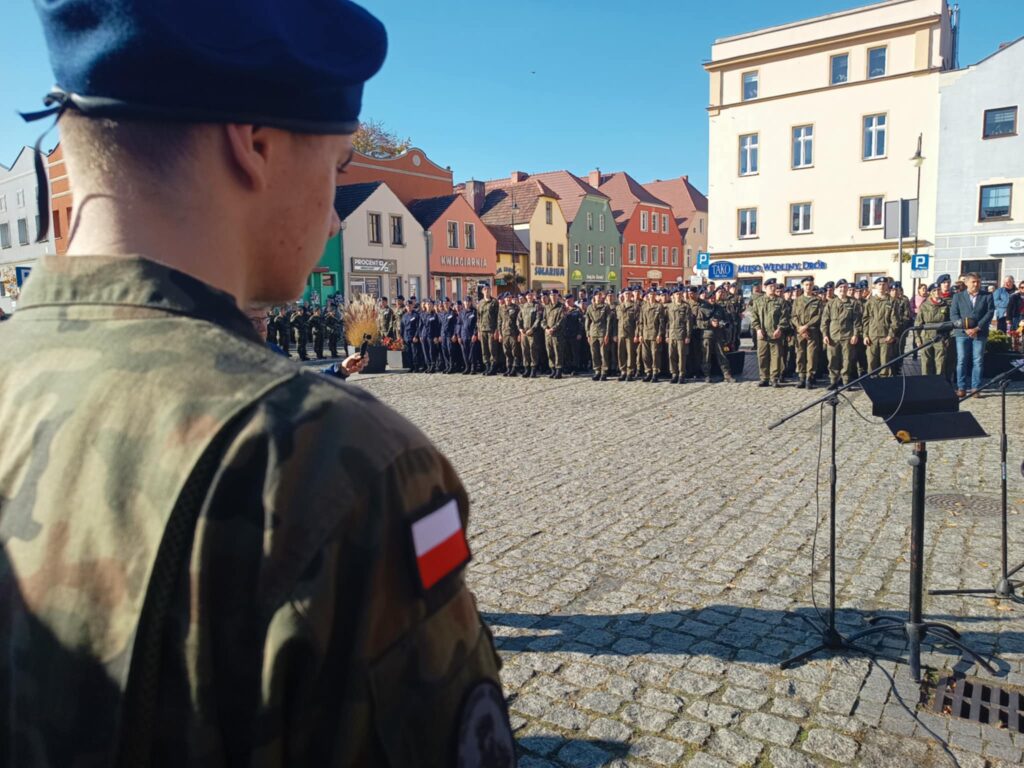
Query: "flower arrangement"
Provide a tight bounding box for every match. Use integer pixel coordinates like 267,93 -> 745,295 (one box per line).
343,294 -> 380,348
382,336 -> 404,351
985,330 -> 1012,354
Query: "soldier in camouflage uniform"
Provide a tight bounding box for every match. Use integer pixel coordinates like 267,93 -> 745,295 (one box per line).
666,289 -> 692,384
695,289 -> 736,383
791,277 -> 823,389
915,282 -> 950,376
290,304 -> 310,360
0,4 -> 514,766
497,293 -> 522,376
324,306 -> 341,358
310,306 -> 325,359
616,289 -> 640,381
890,281 -> 912,374
584,288 -> 613,381
638,290 -> 666,382
517,291 -> 542,378
563,295 -> 585,376
822,279 -> 864,388
273,307 -> 291,356
476,284 -> 500,376
377,295 -> 396,342
864,276 -> 899,377
543,290 -> 567,379
750,279 -> 791,387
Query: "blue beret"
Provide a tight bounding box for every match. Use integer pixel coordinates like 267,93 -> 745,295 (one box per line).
928,283 -> 939,292
396,295 -> 404,300
823,281 -> 834,289
857,280 -> 869,289
937,274 -> 951,283
541,290 -> 550,296
763,278 -> 777,286
33,0 -> 386,133
873,276 -> 887,285
891,282 -> 902,289
836,279 -> 848,287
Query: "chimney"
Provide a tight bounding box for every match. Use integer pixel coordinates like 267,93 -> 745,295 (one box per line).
510,170 -> 527,183
682,175 -> 688,183
588,168 -> 601,187
463,179 -> 485,213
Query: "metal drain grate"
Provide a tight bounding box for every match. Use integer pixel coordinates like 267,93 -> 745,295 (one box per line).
931,676 -> 1024,733
926,494 -> 1003,517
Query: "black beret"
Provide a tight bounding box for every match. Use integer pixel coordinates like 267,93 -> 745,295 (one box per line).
763,278 -> 777,286
33,0 -> 387,133
835,279 -> 848,287
873,276 -> 887,285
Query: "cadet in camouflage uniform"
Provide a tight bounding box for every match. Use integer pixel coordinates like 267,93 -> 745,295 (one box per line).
822,279 -> 864,388
517,291 -> 542,378
750,279 -> 791,387
666,289 -> 692,384
638,290 -> 666,382
324,306 -> 341,358
497,293 -> 522,376
0,5 -> 513,766
584,288 -> 613,380
290,304 -> 310,360
544,290 -> 567,379
863,276 -> 899,377
725,283 -> 745,350
476,284 -> 500,375
695,289 -> 736,383
377,295 -> 396,341
915,282 -> 950,376
563,295 -> 585,376
791,277 -> 823,389
310,306 -> 325,359
616,289 -> 640,381
273,307 -> 291,356
890,281 -> 912,374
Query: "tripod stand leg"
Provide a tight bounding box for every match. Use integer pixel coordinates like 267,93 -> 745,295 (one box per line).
921,621 -> 960,638
929,587 -> 998,596
925,628 -> 997,674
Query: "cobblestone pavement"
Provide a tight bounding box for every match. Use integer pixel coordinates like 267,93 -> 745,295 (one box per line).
352,359 -> 1024,768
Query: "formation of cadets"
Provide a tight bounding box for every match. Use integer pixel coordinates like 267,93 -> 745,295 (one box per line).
377,283 -> 744,383
264,302 -> 345,361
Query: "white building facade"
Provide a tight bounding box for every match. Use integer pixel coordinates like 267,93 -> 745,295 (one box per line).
1,147 -> 56,312
934,38 -> 1024,289
705,0 -> 956,288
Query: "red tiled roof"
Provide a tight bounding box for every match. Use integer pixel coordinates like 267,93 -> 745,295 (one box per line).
592,171 -> 671,231
642,177 -> 709,220
477,178 -> 560,227
526,170 -> 607,223
487,224 -> 529,255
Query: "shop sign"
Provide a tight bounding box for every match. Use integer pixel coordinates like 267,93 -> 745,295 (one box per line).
736,259 -> 827,275
708,261 -> 735,280
322,273 -> 335,287
439,255 -> 489,268
351,257 -> 396,273
535,266 -> 565,277
988,235 -> 1024,255
608,271 -> 617,281
571,269 -> 584,282
15,266 -> 31,287
647,270 -> 663,279
584,272 -> 604,282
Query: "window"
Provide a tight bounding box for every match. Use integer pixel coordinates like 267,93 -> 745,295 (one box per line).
389,214 -> 404,245
599,213 -> 605,232
662,214 -> 669,232
863,114 -> 887,159
35,214 -> 45,242
983,107 -> 1017,138
587,245 -> 593,265
557,244 -> 564,266
699,218 -> 703,234
535,241 -> 542,266
453,277 -> 463,300
738,208 -> 757,239
640,211 -> 649,231
860,196 -> 884,229
651,212 -> 658,233
609,247 -> 615,266
979,184 -> 1012,221
640,245 -> 648,264
599,246 -> 605,266
446,221 -> 459,248
17,218 -> 29,245
0,195 -> 5,212
960,259 -> 1002,293
739,133 -> 759,175
831,53 -> 849,85
791,203 -> 812,234
742,71 -> 758,101
662,246 -> 669,266
546,243 -> 553,266
15,189 -> 25,208
52,209 -> 61,239
0,223 -> 10,249
368,212 -> 382,243
465,223 -> 476,249
573,243 -> 580,264
868,47 -> 887,79
671,247 -> 679,266
628,244 -> 636,264
545,201 -> 553,224
586,211 -> 593,230
409,276 -> 421,300
792,125 -> 813,168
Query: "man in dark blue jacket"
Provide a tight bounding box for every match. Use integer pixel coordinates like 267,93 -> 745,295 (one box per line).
400,297 -> 423,372
949,272 -> 995,395
459,297 -> 480,374
440,298 -> 460,373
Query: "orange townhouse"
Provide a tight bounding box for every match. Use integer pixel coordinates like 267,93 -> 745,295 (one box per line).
408,193 -> 497,301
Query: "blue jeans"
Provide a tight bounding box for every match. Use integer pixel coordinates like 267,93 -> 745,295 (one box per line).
954,334 -> 985,392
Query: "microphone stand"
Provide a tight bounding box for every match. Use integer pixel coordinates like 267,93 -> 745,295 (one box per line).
772,331 -> 948,669
930,359 -> 1024,604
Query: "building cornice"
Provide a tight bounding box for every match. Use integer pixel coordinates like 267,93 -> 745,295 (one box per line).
704,15 -> 940,72
711,240 -> 934,259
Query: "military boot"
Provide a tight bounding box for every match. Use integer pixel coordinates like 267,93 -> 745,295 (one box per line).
670,375 -> 679,384
554,368 -> 563,379
600,373 -> 608,381
592,371 -> 601,381
530,367 -> 539,379
806,379 -> 815,390
797,379 -> 806,389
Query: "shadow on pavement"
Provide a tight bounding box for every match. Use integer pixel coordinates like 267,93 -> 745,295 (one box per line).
517,736 -> 629,768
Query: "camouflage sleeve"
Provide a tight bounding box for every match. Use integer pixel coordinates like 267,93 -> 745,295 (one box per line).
172,373 -> 505,766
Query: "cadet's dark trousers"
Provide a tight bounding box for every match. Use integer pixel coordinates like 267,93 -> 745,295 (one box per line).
479,332 -> 498,368
856,342 -> 869,377
566,336 -> 583,372
866,339 -> 893,377
641,338 -> 661,374
419,337 -> 434,370
327,334 -> 338,358
522,332 -> 538,368
702,333 -> 731,378
502,335 -> 522,370
796,331 -> 821,381
296,331 -> 308,359
921,338 -> 947,377
588,338 -> 613,373
460,338 -> 479,370
440,338 -> 453,370
313,332 -> 324,359
618,337 -> 637,374
278,330 -> 290,355
688,329 -> 703,377
756,336 -> 784,382
828,338 -> 857,384
545,332 -> 565,368
405,337 -> 422,371
668,339 -> 688,377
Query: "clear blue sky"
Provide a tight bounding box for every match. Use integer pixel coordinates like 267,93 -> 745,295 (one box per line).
2,0 -> 1021,192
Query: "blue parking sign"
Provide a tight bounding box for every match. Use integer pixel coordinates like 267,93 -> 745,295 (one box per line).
696,251 -> 711,270
910,254 -> 929,273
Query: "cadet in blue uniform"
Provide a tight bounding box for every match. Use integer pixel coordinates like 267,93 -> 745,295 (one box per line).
459,296 -> 480,374
401,298 -> 423,372
440,298 -> 459,373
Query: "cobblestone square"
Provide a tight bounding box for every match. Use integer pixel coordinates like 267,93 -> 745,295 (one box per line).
354,367 -> 1024,768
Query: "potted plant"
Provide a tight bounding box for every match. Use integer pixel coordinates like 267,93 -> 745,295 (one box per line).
983,329 -> 1023,378
343,295 -> 387,373
383,336 -> 405,370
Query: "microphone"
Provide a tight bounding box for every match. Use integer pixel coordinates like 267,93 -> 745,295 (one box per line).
917,320 -> 955,332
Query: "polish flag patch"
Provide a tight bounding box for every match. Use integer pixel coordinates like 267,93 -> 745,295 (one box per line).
411,498 -> 471,590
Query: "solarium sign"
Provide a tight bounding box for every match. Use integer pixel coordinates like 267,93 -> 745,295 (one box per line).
736,260 -> 828,275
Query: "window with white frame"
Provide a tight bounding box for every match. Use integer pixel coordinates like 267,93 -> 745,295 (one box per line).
640,211 -> 648,231
661,214 -> 669,232
573,243 -> 580,264
446,221 -> 458,248
863,114 -> 887,159
17,218 -> 29,245
599,213 -> 605,231
830,53 -> 849,85
368,212 -> 382,244
0,223 -> 10,249
738,208 -> 757,239
587,211 -> 593,230
15,190 -> 25,208
860,196 -> 884,229
651,213 -> 658,233
662,246 -> 669,266
791,203 -> 812,234
868,47 -> 887,79
389,215 -> 404,245
609,246 -> 615,266
599,246 -> 605,266
465,223 -> 476,249
587,245 -> 593,265
671,247 -> 679,266
792,125 -> 813,168
545,201 -> 553,224
628,244 -> 636,263
0,194 -> 6,212
640,245 -> 648,264
739,133 -> 758,175
742,71 -> 758,101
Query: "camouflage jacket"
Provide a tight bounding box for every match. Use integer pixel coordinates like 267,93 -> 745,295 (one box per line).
543,302 -> 565,336
497,303 -> 519,337
477,298 -> 499,332
821,296 -> 864,341
915,297 -> 950,341
750,295 -> 791,337
0,256 -> 508,768
863,295 -> 898,341
584,303 -> 612,339
639,302 -> 666,340
377,305 -> 396,339
665,302 -> 692,341
517,302 -> 542,335
791,294 -> 824,334
616,302 -> 639,336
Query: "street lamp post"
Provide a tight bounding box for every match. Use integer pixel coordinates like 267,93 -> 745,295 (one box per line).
909,133 -> 925,291
510,191 -> 519,293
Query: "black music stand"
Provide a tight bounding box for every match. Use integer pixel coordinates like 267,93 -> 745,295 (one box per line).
930,359 -> 1024,604
846,375 -> 993,682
